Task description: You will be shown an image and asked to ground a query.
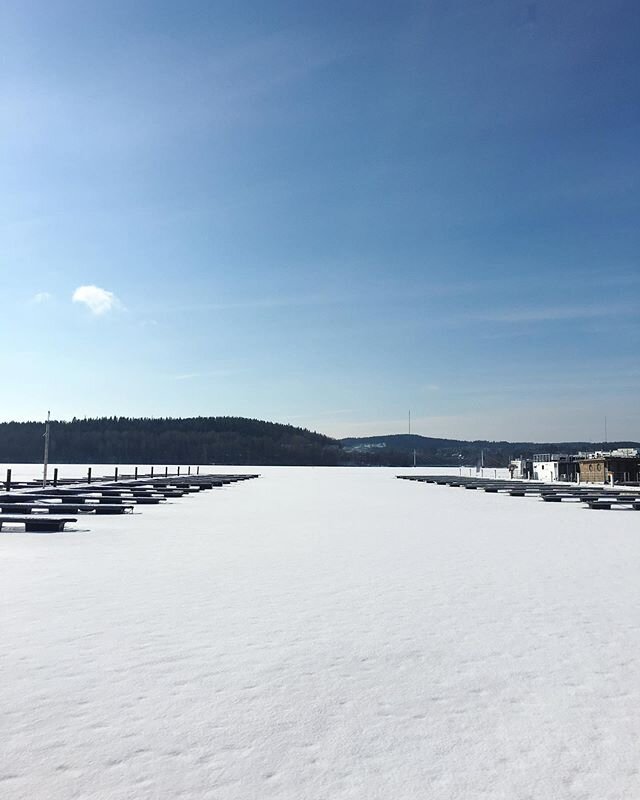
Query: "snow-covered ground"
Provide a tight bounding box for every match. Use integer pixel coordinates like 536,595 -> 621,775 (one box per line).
2,466 -> 640,799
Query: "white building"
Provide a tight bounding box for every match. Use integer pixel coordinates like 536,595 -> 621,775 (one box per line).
509,458 -> 531,479
532,453 -> 578,483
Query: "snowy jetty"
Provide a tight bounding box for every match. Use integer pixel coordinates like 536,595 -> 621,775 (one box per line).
0,470 -> 259,532
2,466 -> 640,799
399,474 -> 640,510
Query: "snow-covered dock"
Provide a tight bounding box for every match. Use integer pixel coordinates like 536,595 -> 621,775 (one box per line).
0,471 -> 259,532
2,466 -> 640,799
399,473 -> 640,509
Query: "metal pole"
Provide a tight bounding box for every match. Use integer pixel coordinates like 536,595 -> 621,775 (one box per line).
42,410 -> 51,489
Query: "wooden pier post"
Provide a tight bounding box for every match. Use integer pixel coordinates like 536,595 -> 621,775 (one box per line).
114,467 -> 119,482
165,467 -> 168,477
134,466 -> 138,480
6,468 -> 11,491
53,468 -> 58,487
150,466 -> 154,478
177,466 -> 181,476
87,467 -> 92,484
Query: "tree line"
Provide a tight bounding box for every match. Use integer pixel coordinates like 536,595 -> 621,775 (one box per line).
3,418 -> 633,467
0,417 -> 342,466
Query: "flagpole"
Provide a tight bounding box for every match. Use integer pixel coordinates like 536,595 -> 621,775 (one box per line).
42,410 -> 51,488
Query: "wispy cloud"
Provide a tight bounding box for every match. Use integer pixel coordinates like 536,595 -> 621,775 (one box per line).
3,31 -> 347,156
170,369 -> 241,381
472,303 -> 638,323
167,294 -> 342,313
30,291 -> 52,305
72,285 -> 122,316
280,409 -> 354,421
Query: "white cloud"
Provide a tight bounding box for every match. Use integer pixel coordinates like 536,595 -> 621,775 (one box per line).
72,285 -> 121,315
171,368 -> 242,381
31,291 -> 52,304
473,303 -> 637,323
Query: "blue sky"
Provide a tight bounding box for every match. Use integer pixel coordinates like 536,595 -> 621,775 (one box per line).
2,0 -> 639,441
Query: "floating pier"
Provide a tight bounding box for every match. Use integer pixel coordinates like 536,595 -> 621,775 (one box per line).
0,469 -> 260,532
397,474 -> 640,511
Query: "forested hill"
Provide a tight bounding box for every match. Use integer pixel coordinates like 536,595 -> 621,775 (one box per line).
2,419 -> 637,467
0,417 -> 342,466
341,434 -> 640,468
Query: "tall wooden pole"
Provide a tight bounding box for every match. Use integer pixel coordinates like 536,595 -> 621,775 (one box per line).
42,410 -> 51,489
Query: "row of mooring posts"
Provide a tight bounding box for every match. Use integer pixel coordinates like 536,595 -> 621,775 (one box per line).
110,465 -> 200,482
4,465 -> 203,491
0,470 -> 260,533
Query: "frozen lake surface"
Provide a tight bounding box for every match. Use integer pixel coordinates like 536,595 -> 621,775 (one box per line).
2,466 -> 640,799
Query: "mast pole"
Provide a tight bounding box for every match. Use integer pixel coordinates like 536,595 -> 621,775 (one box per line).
42,410 -> 51,489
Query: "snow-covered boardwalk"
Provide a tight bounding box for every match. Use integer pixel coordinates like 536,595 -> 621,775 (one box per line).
2,466 -> 640,799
